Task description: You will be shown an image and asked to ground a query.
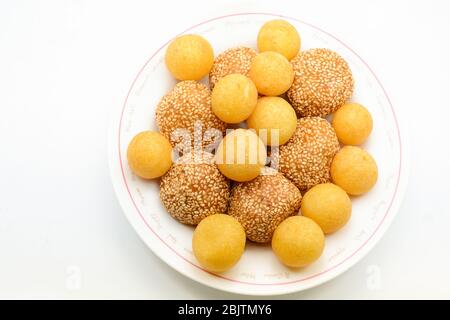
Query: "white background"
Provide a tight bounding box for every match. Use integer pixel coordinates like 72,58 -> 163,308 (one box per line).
0,0 -> 449,299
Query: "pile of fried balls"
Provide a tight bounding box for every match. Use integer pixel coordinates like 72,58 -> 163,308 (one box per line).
127,19 -> 378,272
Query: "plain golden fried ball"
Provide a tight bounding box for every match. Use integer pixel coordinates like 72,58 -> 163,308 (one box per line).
192,214 -> 246,273
247,97 -> 297,146
127,131 -> 172,179
156,81 -> 226,149
332,103 -> 373,145
301,183 -> 352,234
249,51 -> 294,96
165,34 -> 214,80
228,168 -> 302,243
275,117 -> 340,192
287,48 -> 354,117
215,129 -> 267,182
211,74 -> 258,123
257,19 -> 301,60
331,146 -> 378,195
209,47 -> 257,89
272,216 -> 325,268
160,152 -> 230,225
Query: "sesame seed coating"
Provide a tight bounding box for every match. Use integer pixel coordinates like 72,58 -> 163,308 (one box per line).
209,47 -> 257,89
275,117 -> 340,192
287,48 -> 354,117
156,81 -> 227,148
160,152 -> 230,225
228,168 -> 302,243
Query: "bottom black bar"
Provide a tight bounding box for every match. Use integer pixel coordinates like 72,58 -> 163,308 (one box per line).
2,300 -> 448,318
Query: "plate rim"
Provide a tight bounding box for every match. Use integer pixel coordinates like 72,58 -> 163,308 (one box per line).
108,12 -> 408,296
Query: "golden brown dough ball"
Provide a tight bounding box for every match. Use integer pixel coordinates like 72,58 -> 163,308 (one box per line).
209,47 -> 257,89
332,103 -> 373,145
215,129 -> 267,182
331,146 -> 378,195
275,117 -> 340,192
249,51 -> 294,96
247,97 -> 297,146
301,183 -> 352,234
228,168 -> 302,243
165,34 -> 214,80
257,19 -> 301,60
127,131 -> 172,179
160,152 -> 230,225
287,48 -> 354,117
156,81 -> 226,149
272,216 -> 325,268
192,214 -> 246,273
211,74 -> 258,123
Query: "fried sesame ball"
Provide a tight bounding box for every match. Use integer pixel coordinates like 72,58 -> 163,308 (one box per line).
228,168 -> 302,243
272,216 -> 325,268
287,48 -> 354,117
156,81 -> 226,149
165,34 -> 214,80
160,152 -> 230,225
211,74 -> 258,123
257,19 -> 301,60
192,214 -> 246,273
275,117 -> 340,192
246,97 -> 297,146
332,103 -> 373,145
249,51 -> 294,96
209,47 -> 257,89
215,129 -> 267,182
331,146 -> 378,195
127,131 -> 172,179
301,183 -> 352,234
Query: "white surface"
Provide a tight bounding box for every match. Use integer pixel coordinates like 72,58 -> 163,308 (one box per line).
0,0 -> 449,299
110,13 -> 406,295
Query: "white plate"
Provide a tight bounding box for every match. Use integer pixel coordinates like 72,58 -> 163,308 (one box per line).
109,13 -> 408,296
